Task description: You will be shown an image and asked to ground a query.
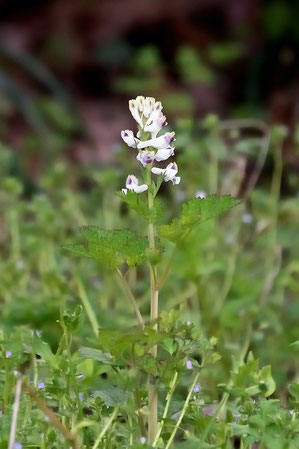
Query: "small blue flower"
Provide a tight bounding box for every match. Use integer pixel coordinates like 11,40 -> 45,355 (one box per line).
193,384 -> 200,393
186,321 -> 191,326
14,443 -> 22,449
290,409 -> 294,415
75,393 -> 83,400
242,212 -> 253,224
186,360 -> 193,370
6,351 -> 12,358
14,370 -> 18,376
140,436 -> 146,444
77,373 -> 84,379
38,382 -> 45,389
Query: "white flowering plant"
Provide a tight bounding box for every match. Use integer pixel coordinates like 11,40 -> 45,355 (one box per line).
2,99 -> 299,449
63,95 -> 289,448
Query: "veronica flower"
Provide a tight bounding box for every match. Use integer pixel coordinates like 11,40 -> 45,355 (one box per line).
38,382 -> 45,389
122,175 -> 148,194
186,360 -> 193,370
6,351 -> 12,358
193,384 -> 201,393
140,436 -> 146,444
152,162 -> 181,185
14,443 -> 22,449
242,212 -> 253,224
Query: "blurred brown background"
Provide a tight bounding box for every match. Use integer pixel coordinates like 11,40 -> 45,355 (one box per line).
0,0 -> 298,167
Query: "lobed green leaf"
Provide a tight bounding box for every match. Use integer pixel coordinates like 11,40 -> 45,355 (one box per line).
158,194 -> 240,243
64,227 -> 149,269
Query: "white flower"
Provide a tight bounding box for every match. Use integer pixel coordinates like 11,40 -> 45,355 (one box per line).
136,150 -> 155,167
125,175 -> 148,193
121,130 -> 140,148
129,96 -> 163,129
137,132 -> 175,150
152,162 -> 181,185
144,108 -> 167,138
143,97 -> 156,118
154,146 -> 174,161
195,190 -> 206,199
129,97 -> 144,127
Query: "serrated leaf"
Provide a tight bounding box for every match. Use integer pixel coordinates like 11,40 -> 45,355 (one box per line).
118,190 -> 162,223
158,195 -> 239,243
79,347 -> 113,364
64,227 -> 149,269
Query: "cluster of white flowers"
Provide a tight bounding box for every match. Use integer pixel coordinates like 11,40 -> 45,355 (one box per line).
121,96 -> 181,194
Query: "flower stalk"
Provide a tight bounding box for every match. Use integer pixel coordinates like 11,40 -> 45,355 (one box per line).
120,95 -> 181,443
148,180 -> 159,444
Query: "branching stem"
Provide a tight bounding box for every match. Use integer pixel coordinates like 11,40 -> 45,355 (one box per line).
165,372 -> 200,449
116,268 -> 145,329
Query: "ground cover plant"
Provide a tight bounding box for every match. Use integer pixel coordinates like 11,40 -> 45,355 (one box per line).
0,96 -> 299,448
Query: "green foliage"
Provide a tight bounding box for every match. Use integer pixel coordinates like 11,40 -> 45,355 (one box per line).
159,195 -> 240,243
64,226 -> 149,269
0,109 -> 298,448
176,46 -> 216,85
118,190 -> 162,223
79,346 -> 113,364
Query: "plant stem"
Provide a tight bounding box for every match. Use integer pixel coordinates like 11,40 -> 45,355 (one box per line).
165,372 -> 200,449
116,268 -> 145,329
153,371 -> 178,447
157,246 -> 178,290
8,375 -> 22,449
92,407 -> 118,449
76,277 -> 100,337
148,180 -> 159,444
23,380 -> 81,449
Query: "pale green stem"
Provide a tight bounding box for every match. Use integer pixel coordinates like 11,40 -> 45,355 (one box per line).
165,372 -> 200,449
92,407 -> 119,449
153,371 -> 178,447
148,179 -> 159,444
8,375 -> 22,449
32,351 -> 38,388
116,268 -> 144,329
76,277 -> 100,337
